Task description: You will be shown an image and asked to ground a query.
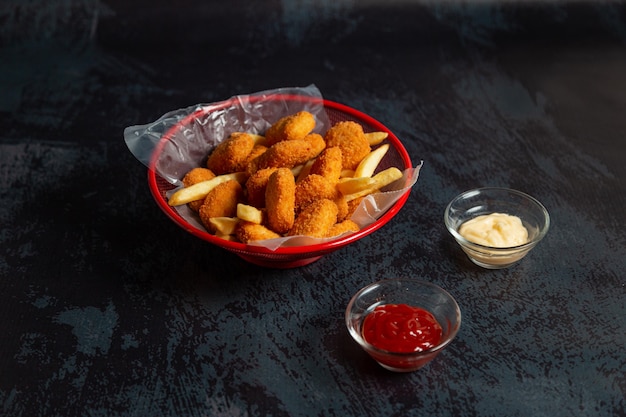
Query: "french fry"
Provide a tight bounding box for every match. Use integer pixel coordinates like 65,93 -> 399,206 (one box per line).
337,176 -> 377,195
249,133 -> 267,145
354,144 -> 389,178
295,159 -> 315,182
291,164 -> 303,177
343,167 -> 403,201
215,233 -> 238,241
168,172 -> 246,206
340,169 -> 355,178
236,203 -> 264,224
364,131 -> 388,146
209,217 -> 239,235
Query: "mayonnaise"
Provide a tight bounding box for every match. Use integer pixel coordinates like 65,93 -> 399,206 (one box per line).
458,212 -> 528,247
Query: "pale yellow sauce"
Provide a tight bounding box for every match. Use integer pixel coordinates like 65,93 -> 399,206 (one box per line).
458,213 -> 528,248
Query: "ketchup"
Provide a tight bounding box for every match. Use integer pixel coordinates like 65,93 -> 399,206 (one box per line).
362,303 -> 443,353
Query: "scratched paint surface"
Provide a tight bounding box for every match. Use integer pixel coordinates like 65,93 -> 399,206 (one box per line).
1,1 -> 625,416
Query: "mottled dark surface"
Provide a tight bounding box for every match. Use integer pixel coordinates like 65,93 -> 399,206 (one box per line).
1,1 -> 625,416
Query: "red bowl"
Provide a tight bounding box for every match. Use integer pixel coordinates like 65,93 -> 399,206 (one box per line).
148,94 -> 413,268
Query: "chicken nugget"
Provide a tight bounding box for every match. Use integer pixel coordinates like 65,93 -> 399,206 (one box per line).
182,167 -> 216,212
235,221 -> 281,243
199,180 -> 243,232
265,111 -> 316,146
345,196 -> 365,219
309,146 -> 342,183
288,199 -> 338,238
207,132 -> 255,174
324,121 -> 371,170
182,167 -> 216,186
242,144 -> 267,169
302,132 -> 326,157
249,139 -> 316,174
294,174 -> 340,213
326,219 -> 360,238
245,167 -> 277,208
265,168 -> 296,234
334,194 -> 350,222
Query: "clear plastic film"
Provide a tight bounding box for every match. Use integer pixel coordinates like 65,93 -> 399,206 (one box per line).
124,85 -> 421,251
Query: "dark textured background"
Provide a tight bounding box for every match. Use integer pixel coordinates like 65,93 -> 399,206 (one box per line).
1,1 -> 625,416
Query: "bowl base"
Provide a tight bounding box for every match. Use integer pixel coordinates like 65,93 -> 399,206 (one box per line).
468,258 -> 520,269
376,362 -> 430,372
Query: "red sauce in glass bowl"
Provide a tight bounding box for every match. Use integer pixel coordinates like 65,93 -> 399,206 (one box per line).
362,303 -> 443,353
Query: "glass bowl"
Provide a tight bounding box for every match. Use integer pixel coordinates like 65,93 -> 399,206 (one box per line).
345,279 -> 461,372
444,187 -> 550,269
147,95 -> 414,268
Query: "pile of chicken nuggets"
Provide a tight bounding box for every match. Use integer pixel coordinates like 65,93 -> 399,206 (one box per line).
167,110 -> 403,243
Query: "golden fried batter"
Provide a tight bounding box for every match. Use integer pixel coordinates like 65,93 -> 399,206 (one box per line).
198,180 -> 243,232
242,144 -> 267,169
288,199 -> 338,238
236,221 -> 281,243
326,219 -> 360,238
309,146 -> 342,183
182,167 -> 216,212
294,174 -> 340,213
245,167 -> 277,208
182,167 -> 216,186
265,168 -> 296,234
206,132 -> 255,174
324,121 -> 371,170
248,139 -> 317,174
334,194 -> 350,222
345,196 -> 365,219
302,132 -> 326,157
265,111 -> 316,146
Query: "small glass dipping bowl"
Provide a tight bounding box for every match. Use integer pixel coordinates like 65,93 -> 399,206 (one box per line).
444,187 -> 550,269
345,279 -> 461,372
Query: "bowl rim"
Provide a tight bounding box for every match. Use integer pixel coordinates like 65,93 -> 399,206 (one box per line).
147,94 -> 414,256
443,186 -> 550,252
345,278 -> 462,357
